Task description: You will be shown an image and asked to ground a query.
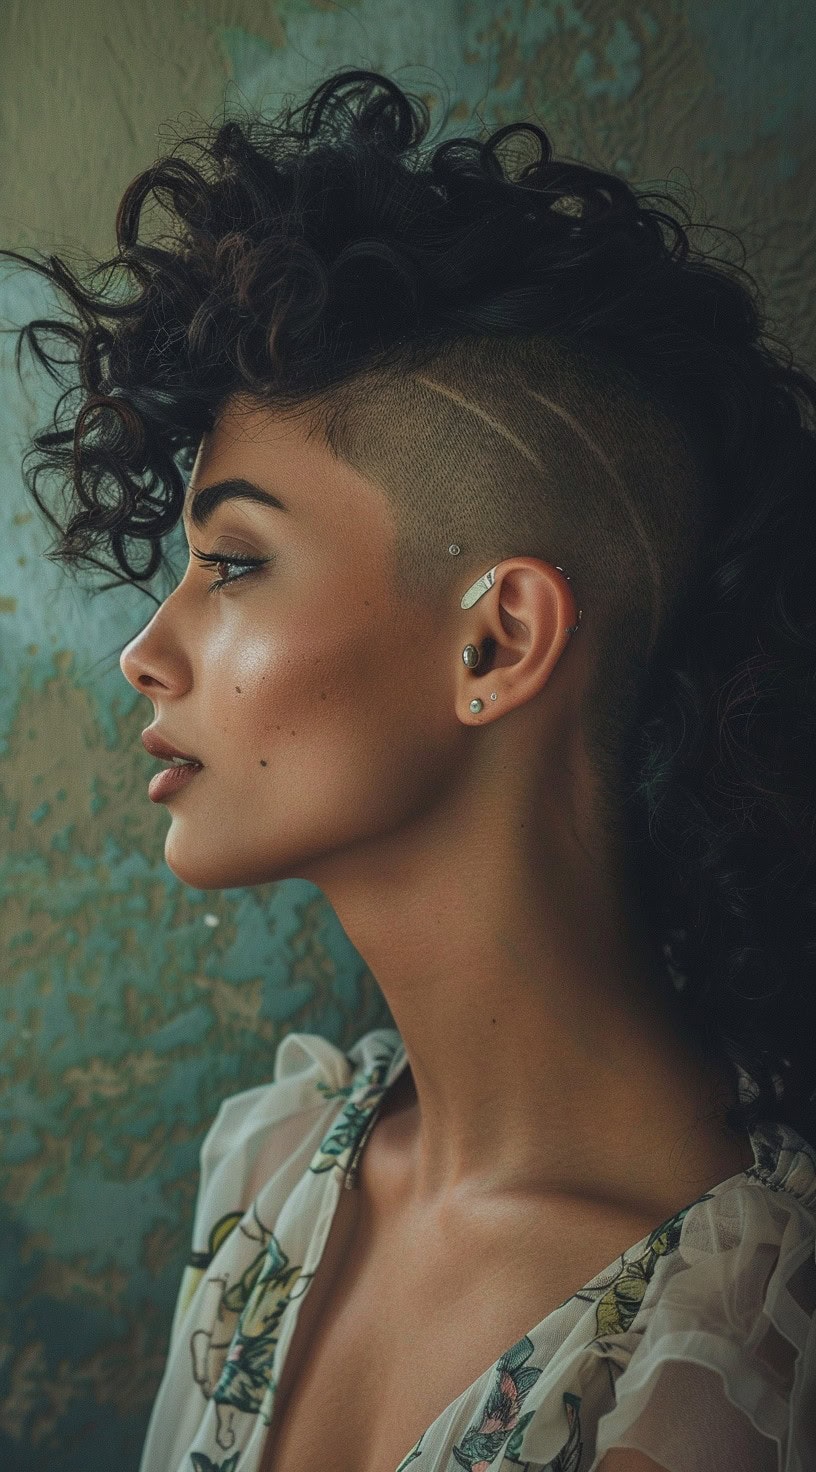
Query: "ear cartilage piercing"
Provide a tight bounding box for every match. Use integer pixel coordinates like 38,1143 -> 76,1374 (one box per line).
460,562 -> 582,628
462,643 -> 481,668
554,565 -> 583,636
469,699 -> 484,714
460,565 -> 496,610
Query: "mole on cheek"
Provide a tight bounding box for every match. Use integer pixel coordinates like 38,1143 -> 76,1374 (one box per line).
235,686 -> 242,694
260,760 -> 267,767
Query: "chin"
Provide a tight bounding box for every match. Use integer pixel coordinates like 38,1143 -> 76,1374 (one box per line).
162,831 -> 307,891
163,835 -> 250,890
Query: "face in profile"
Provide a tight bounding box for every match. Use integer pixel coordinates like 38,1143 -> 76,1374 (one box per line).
120,397 -> 461,893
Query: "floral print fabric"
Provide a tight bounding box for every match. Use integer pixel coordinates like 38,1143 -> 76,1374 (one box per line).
138,1028 -> 816,1472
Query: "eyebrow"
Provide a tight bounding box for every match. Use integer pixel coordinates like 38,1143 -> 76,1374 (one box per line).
185,477 -> 290,530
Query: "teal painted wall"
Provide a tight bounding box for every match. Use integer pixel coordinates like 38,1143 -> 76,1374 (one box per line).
2,3 -> 814,1467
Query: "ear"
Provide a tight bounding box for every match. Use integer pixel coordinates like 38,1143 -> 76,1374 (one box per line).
455,557 -> 581,724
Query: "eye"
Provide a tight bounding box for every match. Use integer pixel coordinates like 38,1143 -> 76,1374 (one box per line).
190,545 -> 272,593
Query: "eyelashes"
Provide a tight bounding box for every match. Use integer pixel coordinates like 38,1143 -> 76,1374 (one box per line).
189,545 -> 273,593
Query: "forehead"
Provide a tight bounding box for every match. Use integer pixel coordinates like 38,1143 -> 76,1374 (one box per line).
188,397 -> 320,487
185,396 -> 399,547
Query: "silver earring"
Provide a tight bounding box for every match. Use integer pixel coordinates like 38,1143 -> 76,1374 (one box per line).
469,699 -> 483,713
460,563 -> 582,628
460,565 -> 497,609
555,565 -> 583,635
462,643 -> 481,668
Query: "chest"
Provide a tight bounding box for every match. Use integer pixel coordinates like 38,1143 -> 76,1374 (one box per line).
257,1176 -> 655,1472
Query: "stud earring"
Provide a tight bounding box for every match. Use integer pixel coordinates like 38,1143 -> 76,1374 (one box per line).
469,699 -> 483,714
462,643 -> 481,668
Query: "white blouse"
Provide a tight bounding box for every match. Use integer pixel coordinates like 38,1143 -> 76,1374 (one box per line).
138,1027 -> 816,1472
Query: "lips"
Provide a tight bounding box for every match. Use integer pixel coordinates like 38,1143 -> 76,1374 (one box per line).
141,728 -> 202,765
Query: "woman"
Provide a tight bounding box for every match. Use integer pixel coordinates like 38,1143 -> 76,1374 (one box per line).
4,67 -> 815,1472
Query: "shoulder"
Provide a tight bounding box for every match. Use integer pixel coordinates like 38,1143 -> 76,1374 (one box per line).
202,1027 -> 395,1149
591,1138 -> 816,1472
196,1026 -> 402,1198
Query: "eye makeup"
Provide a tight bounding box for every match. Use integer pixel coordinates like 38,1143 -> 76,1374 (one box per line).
190,545 -> 273,593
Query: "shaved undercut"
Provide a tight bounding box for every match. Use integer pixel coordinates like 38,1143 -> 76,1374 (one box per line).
265,333 -> 717,858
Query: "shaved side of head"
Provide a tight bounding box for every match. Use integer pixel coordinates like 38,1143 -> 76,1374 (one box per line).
269,333 -> 716,859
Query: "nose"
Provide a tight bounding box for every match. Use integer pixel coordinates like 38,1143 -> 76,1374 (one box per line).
119,600 -> 189,699
120,618 -> 164,696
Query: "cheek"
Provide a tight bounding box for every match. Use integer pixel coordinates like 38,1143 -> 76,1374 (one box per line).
164,607 -> 457,887
202,607 -> 394,754
212,611 -> 439,810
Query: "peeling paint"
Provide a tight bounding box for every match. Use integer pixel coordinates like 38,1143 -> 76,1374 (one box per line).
574,17 -> 643,103
686,0 -> 815,170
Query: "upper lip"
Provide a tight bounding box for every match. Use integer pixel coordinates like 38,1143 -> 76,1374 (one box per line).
141,728 -> 202,763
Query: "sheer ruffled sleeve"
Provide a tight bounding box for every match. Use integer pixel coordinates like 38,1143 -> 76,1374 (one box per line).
164,1028 -> 354,1355
138,1028 -> 407,1472
591,1176 -> 816,1472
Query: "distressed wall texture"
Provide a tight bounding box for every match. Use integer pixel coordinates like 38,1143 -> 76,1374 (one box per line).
2,3 -> 814,1469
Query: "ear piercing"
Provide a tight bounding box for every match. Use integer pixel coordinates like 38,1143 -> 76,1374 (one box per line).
468,693 -> 499,713
451,547 -> 582,721
464,644 -> 488,713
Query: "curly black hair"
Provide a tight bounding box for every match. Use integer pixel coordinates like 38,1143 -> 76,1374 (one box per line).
3,67 -> 815,1149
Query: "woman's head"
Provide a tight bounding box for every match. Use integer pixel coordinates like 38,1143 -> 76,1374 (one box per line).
116,390 -> 596,906
115,326 -> 707,900
117,391 -> 486,893
5,67 -> 816,1144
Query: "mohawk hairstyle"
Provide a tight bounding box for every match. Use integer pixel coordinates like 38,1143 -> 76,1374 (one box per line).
4,67 -> 816,1147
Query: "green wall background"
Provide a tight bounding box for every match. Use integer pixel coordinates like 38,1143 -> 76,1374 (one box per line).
1,3 -> 814,1468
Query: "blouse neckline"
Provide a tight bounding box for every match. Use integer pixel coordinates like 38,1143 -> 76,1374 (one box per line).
324,1031 -> 816,1469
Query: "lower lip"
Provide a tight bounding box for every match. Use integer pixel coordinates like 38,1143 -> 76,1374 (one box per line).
148,763 -> 204,802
